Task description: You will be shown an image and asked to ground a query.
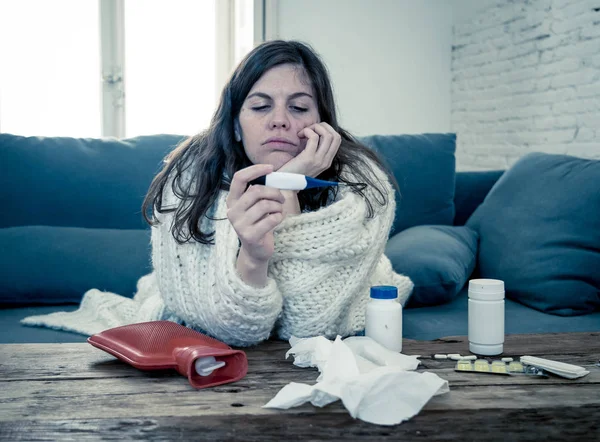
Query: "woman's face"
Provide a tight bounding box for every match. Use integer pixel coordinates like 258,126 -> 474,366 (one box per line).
236,64 -> 320,170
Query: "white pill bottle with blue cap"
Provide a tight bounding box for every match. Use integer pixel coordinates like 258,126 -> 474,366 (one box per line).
365,286 -> 403,352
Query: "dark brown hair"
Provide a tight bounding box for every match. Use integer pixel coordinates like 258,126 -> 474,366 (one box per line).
143,40 -> 396,244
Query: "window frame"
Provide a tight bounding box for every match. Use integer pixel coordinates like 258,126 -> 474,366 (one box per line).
98,0 -> 276,138
100,0 -> 126,138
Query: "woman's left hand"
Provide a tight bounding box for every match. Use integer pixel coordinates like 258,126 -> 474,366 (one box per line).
278,122 -> 341,177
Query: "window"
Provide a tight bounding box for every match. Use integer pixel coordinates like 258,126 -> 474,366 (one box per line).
123,0 -> 216,137
0,0 -> 102,137
0,0 -> 257,138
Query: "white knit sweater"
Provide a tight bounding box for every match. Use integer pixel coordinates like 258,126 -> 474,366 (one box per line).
22,162 -> 413,347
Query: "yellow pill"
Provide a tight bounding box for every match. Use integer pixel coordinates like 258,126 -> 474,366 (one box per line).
456,360 -> 473,371
508,361 -> 524,373
474,359 -> 490,372
491,360 -> 508,373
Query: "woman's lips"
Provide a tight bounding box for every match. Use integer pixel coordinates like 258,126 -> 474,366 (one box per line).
263,136 -> 297,145
265,140 -> 296,149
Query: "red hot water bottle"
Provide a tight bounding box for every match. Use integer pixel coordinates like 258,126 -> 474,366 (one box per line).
88,321 -> 248,389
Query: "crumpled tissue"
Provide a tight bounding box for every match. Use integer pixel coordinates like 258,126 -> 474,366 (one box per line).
263,335 -> 449,425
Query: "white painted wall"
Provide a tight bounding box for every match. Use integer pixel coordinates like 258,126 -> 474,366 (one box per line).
274,0 -> 453,136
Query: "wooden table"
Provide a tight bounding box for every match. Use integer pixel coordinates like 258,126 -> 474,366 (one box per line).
1,332 -> 599,441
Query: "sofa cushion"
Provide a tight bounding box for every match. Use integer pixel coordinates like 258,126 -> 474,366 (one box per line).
467,152 -> 600,316
0,305 -> 88,343
385,225 -> 478,308
402,287 -> 600,341
5,290 -> 600,343
0,226 -> 152,306
361,134 -> 456,234
0,133 -> 186,230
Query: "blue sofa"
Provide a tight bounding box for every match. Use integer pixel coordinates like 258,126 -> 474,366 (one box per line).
1,133 -> 598,344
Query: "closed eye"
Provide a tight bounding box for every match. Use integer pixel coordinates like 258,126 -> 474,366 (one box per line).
250,105 -> 309,112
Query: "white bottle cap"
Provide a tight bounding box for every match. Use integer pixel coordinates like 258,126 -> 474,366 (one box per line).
468,278 -> 504,301
194,356 -> 226,376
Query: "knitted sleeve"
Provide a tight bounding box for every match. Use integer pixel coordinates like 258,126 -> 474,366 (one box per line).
269,161 -> 413,340
151,182 -> 283,347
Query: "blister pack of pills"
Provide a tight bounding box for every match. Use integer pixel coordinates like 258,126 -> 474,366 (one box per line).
454,358 -> 548,377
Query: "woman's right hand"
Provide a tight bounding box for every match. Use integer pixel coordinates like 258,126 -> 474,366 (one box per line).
226,164 -> 285,284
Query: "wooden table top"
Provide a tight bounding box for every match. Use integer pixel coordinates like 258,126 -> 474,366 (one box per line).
1,332 -> 599,441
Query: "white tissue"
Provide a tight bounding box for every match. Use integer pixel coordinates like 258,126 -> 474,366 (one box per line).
285,335 -> 332,371
265,335 -> 449,426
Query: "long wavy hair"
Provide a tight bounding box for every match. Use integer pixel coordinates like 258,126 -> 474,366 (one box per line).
143,40 -> 397,244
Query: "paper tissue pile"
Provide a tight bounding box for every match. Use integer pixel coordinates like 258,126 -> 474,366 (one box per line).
264,335 -> 449,425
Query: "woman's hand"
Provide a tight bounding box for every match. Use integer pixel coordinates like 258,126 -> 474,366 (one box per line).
278,122 -> 341,177
226,164 -> 285,286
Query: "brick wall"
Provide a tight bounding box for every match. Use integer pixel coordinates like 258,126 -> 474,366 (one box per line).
452,0 -> 600,170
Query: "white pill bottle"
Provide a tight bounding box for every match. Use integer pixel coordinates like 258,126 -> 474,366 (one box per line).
365,285 -> 403,352
468,279 -> 505,356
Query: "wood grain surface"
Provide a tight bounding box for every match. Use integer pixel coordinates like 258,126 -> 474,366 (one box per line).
1,332 -> 599,441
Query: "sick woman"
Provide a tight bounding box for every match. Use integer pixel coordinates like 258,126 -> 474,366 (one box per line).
26,40 -> 413,346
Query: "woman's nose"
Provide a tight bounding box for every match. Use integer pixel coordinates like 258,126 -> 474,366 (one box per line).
269,107 -> 290,129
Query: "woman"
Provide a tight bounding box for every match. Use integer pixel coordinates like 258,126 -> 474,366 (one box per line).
23,40 -> 412,346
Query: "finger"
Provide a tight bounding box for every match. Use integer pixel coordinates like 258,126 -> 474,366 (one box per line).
246,213 -> 284,241
304,122 -> 339,141
297,123 -> 319,138
300,127 -> 319,155
311,124 -> 334,154
318,122 -> 342,165
227,185 -> 285,225
297,126 -> 309,138
243,198 -> 284,226
318,122 -> 341,141
237,185 -> 285,212
227,164 -> 274,207
323,141 -> 340,168
309,124 -> 336,167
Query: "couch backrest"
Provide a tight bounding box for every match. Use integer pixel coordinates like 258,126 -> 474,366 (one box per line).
453,170 -> 504,226
0,134 -> 186,230
360,133 -> 457,234
2,132 -> 485,232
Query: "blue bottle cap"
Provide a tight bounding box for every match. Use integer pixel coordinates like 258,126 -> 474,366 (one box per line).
370,285 -> 398,299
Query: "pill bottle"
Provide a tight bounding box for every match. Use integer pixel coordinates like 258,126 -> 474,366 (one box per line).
468,279 -> 505,356
365,285 -> 403,352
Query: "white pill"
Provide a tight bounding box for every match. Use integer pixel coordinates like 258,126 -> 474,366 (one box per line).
461,355 -> 477,360
501,357 -> 514,362
449,354 -> 463,360
434,354 -> 448,359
